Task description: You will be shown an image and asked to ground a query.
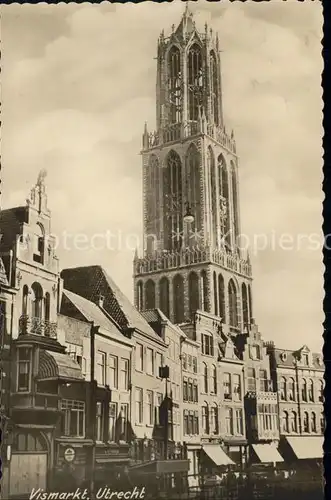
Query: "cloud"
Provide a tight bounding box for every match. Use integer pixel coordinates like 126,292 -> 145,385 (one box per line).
1,0 -> 323,351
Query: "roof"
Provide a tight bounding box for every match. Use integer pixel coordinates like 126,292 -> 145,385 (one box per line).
38,349 -> 83,382
61,266 -> 164,344
62,289 -> 127,343
269,347 -> 324,370
141,308 -> 187,338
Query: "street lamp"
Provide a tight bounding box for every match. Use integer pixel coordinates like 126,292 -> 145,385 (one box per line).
183,202 -> 194,224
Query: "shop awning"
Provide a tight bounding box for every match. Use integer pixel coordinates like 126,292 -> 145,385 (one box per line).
202,445 -> 234,466
252,444 -> 284,464
285,436 -> 323,460
38,350 -> 83,382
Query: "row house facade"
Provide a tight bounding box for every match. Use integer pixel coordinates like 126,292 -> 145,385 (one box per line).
266,342 -> 324,467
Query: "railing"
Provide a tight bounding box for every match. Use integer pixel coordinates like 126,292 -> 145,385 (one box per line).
19,314 -> 57,338
135,247 -> 251,277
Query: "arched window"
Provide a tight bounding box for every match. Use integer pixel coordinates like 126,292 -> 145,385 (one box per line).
211,365 -> 217,394
213,271 -> 218,316
228,279 -> 238,327
137,281 -> 143,311
288,378 -> 295,401
282,411 -> 289,433
319,380 -> 324,402
242,283 -> 249,329
145,280 -> 156,310
301,379 -> 308,402
308,379 -> 314,402
159,277 -> 170,318
44,292 -> 50,323
218,274 -> 225,321
311,412 -> 317,433
280,377 -> 286,400
188,272 -> 199,318
218,155 -> 230,248
203,363 -> 208,394
33,223 -> 45,264
186,144 -> 201,235
211,403 -> 219,435
248,284 -> 253,321
168,46 -> 182,124
290,411 -> 297,433
202,402 -> 209,435
188,44 -> 203,121
163,150 -> 183,252
146,155 -> 160,253
303,411 -> 309,433
210,51 -> 219,125
201,270 -> 208,312
320,413 -> 325,433
208,147 -> 218,246
173,274 -> 184,323
31,282 -> 43,320
231,162 -> 239,243
22,285 -> 29,316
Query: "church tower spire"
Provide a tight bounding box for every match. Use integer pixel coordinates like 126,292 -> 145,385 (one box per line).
134,11 -> 253,338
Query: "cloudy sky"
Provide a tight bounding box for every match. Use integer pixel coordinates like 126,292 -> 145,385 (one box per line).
1,0 -> 323,351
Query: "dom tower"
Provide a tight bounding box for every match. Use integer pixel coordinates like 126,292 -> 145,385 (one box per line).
134,7 -> 253,337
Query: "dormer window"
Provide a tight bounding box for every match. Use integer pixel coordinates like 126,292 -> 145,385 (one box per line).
33,223 -> 45,265
302,353 -> 309,366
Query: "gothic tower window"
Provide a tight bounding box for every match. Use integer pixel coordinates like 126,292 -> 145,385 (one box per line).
146,155 -> 160,253
218,274 -> 225,321
201,270 -> 208,312
188,272 -> 199,319
185,144 -> 201,234
159,277 -> 170,318
137,281 -> 143,311
145,280 -> 156,310
213,271 -> 218,316
210,51 -> 219,126
248,284 -> 253,321
231,162 -> 239,244
188,44 -> 203,121
173,274 -> 184,323
168,46 -> 182,124
163,150 -> 183,252
228,279 -> 238,328
242,283 -> 249,329
208,147 -> 218,247
218,155 -> 230,249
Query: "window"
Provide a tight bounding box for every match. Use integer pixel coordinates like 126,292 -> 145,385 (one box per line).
108,403 -> 117,442
108,355 -> 117,388
301,379 -> 307,402
320,413 -> 325,433
184,410 -> 189,435
17,347 -> 32,392
211,405 -> 219,434
192,357 -> 197,373
235,409 -> 243,435
233,374 -> 241,401
194,411 -> 199,435
156,352 -> 163,376
302,353 -> 309,366
61,400 -> 85,438
193,380 -> 198,403
96,402 -> 104,441
120,404 -> 128,441
280,377 -> 286,400
211,365 -> 217,394
259,369 -> 268,392
146,390 -> 154,426
250,345 -> 261,360
311,412 -> 317,433
225,408 -> 233,435
136,343 -> 144,372
33,224 -> 45,264
120,358 -> 129,390
201,334 -> 214,356
290,411 -> 297,433
228,279 -> 238,327
96,351 -> 106,386
146,348 -> 154,375
223,373 -> 231,400
182,353 -> 187,370
247,368 -> 256,392
136,388 -> 143,424
155,393 -> 162,425
303,412 -> 309,433
288,378 -> 295,401
319,380 -> 324,402
203,363 -> 208,393
188,379 -> 193,402
282,411 -> 289,433
308,379 -> 314,402
202,404 -> 209,434
187,355 -> 192,371
183,378 -> 188,401
188,411 -> 194,435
